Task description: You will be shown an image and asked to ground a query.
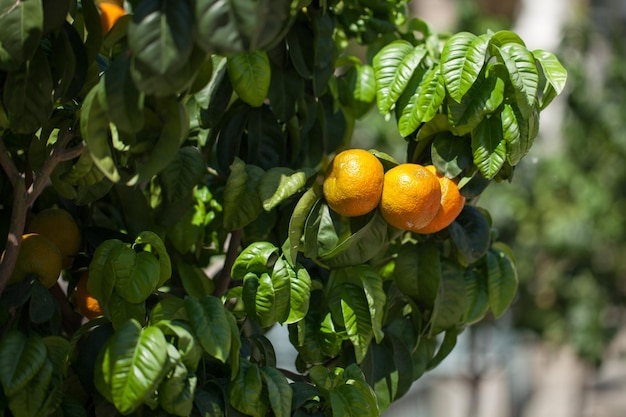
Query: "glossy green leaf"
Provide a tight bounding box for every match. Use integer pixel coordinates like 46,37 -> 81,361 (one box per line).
81,84 -> 120,182
150,297 -> 188,324
231,241 -> 279,279
94,320 -> 168,415
160,146 -> 206,202
285,262 -> 312,324
431,132 -> 473,178
501,103 -> 537,165
497,43 -> 539,117
373,40 -> 427,114
107,291 -> 147,330
0,0 -> 43,71
533,49 -> 567,109
227,50 -> 271,107
228,359 -> 268,417
128,0 -> 194,75
261,366 -> 292,417
304,201 -> 338,259
243,271 -> 288,327
448,205 -> 491,265
394,242 -> 441,308
486,248 -> 519,318
155,321 -> 203,372
0,331 -> 46,396
361,334 -> 414,413
447,71 -> 505,135
426,327 -> 458,370
87,239 -> 127,304
3,48 -> 53,134
158,359 -> 196,417
102,52 -> 145,133
321,211 -> 389,268
398,64 -> 446,136
199,57 -> 232,128
184,296 -> 236,363
223,158 -> 265,231
441,32 -> 490,102
488,30 -> 525,48
7,357 -> 58,417
463,269 -> 490,324
177,261 -> 216,298
471,114 -> 507,179
288,186 -> 321,264
271,257 -> 308,324
258,167 -> 312,211
128,99 -> 189,185
114,250 -> 161,304
431,260 -> 468,332
326,365 -> 379,417
339,63 -> 377,118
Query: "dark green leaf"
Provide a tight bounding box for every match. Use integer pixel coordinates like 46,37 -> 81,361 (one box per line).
431,132 -> 473,178
394,242 -> 441,308
158,360 -> 196,416
87,239 -> 127,304
103,52 -> 145,133
431,260 -> 468,332
29,280 -> 57,323
0,0 -> 43,71
223,158 -> 265,231
486,248 -> 518,318
426,327 -> 458,370
177,261 -> 216,298
227,50 -> 271,107
261,366 -> 292,417
471,114 -> 507,179
463,269 -> 489,324
448,205 -> 491,265
184,296 -> 236,363
0,331 -> 46,396
288,186 -> 321,265
113,249 -> 160,303
160,146 -> 206,202
134,230 -> 171,286
228,360 -> 267,417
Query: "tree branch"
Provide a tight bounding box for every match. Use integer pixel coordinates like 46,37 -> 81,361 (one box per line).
0,136 -> 19,186
214,229 -> 242,298
0,176 -> 27,295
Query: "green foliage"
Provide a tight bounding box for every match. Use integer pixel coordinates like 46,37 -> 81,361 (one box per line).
0,0 -> 565,416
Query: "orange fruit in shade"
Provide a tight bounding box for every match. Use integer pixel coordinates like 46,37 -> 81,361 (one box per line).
3,233 -> 63,288
74,272 -> 103,320
379,163 -> 441,231
27,208 -> 81,269
414,165 -> 466,234
323,149 -> 384,217
98,2 -> 126,34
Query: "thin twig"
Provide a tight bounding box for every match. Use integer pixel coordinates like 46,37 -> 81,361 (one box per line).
214,229 -> 242,298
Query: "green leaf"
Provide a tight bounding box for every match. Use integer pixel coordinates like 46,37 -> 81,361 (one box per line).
463,269 -> 490,324
28,280 -> 57,323
431,132 -> 473,178
431,260 -> 468,332
155,321 -> 203,372
114,250 -> 161,303
228,360 -> 268,417
448,205 -> 491,265
441,32 -> 490,102
339,63 -> 377,118
135,230 -> 172,287
81,84 -> 120,182
0,331 -> 46,396
321,211 -> 389,268
426,327 -> 458,370
398,64 -> 446,136
270,257 -> 305,324
327,366 -> 379,417
87,239 -> 127,304
231,241 -> 279,280
102,52 -> 145,133
150,297 -> 187,323
128,99 -> 189,185
128,0 -> 194,75
361,334 -> 414,413
497,43 -> 539,117
227,50 -> 271,107
0,0 -> 43,71
258,167 -> 313,211
312,11 -> 336,96
184,296 -> 236,363
3,48 -> 53,134
533,49 -> 567,107
107,292 -> 147,330
304,201 -> 338,259
223,158 -> 265,231
158,360 -> 197,417
471,115 -> 506,179
288,186 -> 321,265
160,146 -> 206,202
261,366 -> 292,417
7,357 -> 58,417
373,40 -> 427,114
285,263 -> 312,324
177,261 -> 216,298
243,271 -> 287,328
394,242 -> 441,308
486,248 -> 519,318
94,320 -> 168,415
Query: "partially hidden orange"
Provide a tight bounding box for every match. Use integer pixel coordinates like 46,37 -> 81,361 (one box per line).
379,163 -> 441,231
414,165 -> 465,234
99,2 -> 126,34
4,233 -> 63,288
27,207 -> 81,269
323,149 -> 384,217
74,272 -> 103,320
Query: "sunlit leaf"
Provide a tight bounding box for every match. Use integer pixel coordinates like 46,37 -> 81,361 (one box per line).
441,32 -> 490,102
227,50 -> 271,107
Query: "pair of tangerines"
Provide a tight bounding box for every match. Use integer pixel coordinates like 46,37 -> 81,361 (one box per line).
323,149 -> 465,234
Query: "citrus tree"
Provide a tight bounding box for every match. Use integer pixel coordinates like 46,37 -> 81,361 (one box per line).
0,0 -> 566,416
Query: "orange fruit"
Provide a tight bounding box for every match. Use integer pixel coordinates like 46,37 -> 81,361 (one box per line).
3,233 -> 63,288
379,163 -> 441,231
98,2 -> 126,34
414,166 -> 466,234
27,208 -> 81,269
323,149 -> 384,217
74,272 -> 103,320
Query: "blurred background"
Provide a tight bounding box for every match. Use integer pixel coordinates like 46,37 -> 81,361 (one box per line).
350,0 -> 626,415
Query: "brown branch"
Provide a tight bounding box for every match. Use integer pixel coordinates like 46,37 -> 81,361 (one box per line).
0,177 -> 27,295
214,229 -> 242,298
